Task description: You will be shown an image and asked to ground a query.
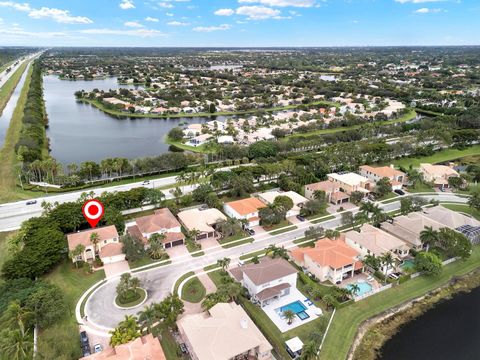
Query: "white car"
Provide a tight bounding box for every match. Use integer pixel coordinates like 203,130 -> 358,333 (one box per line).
93,344 -> 103,353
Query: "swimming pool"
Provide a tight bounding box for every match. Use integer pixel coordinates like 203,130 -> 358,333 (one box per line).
277,301 -> 309,320
401,259 -> 415,270
347,281 -> 373,297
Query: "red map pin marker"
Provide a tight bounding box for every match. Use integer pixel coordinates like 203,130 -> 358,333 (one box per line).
82,199 -> 105,228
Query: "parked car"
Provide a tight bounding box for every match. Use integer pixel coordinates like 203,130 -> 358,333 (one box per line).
93,344 -> 103,353
142,180 -> 150,185
179,343 -> 188,354
26,200 -> 37,205
296,215 -> 306,222
82,346 -> 91,357
246,228 -> 255,236
80,331 -> 89,346
440,187 -> 446,192
394,189 -> 405,196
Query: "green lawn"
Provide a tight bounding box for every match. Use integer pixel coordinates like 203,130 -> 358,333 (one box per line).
114,288 -> 147,308
153,324 -> 184,359
288,109 -> 416,139
269,224 -> 298,235
165,137 -> 219,154
218,231 -> 250,245
239,249 -> 267,260
222,238 -> 254,249
263,220 -> 291,232
127,255 -> 156,269
320,246 -> 480,360
440,203 -> 480,221
406,182 -> 434,193
180,276 -> 206,303
174,271 -> 195,295
392,145 -> 480,169
38,260 -> 105,360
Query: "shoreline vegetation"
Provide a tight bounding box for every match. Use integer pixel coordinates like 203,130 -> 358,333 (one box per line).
76,97 -> 340,119
351,269 -> 480,360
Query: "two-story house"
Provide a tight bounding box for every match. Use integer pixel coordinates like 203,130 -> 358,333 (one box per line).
67,225 -> 124,264
304,180 -> 350,205
223,197 -> 267,228
229,257 -> 298,307
290,238 -> 363,284
327,172 -> 372,195
419,163 -> 460,189
127,208 -> 185,249
359,165 -> 406,190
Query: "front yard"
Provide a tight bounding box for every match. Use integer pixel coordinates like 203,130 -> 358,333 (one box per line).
180,276 -> 206,303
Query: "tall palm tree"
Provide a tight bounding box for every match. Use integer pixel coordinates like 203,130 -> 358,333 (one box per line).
216,257 -> 231,272
130,277 -> 141,295
300,341 -> 318,360
69,244 -> 85,268
420,226 -> 438,252
89,232 -> 100,259
349,284 -> 361,297
138,304 -> 158,334
0,328 -> 33,360
381,253 -> 395,283
283,310 -> 296,325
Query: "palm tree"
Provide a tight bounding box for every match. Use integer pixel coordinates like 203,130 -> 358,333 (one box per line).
130,277 -> 141,295
381,253 -> 395,283
322,294 -> 337,310
89,232 -> 100,259
148,234 -> 166,260
283,310 -> 296,325
349,284 -> 361,297
188,228 -> 201,241
300,340 -> 318,360
216,257 -> 231,272
420,226 -> 438,252
325,229 -> 340,240
0,328 -> 33,360
138,304 -> 158,334
69,244 -> 85,268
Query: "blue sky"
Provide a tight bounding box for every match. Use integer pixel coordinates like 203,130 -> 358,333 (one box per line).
0,0 -> 478,47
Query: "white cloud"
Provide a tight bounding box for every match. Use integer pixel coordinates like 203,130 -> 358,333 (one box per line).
166,12 -> 174,16
28,7 -> 93,24
167,21 -> 189,26
214,8 -> 235,16
414,7 -> 443,13
0,2 -> 93,24
193,24 -> 231,32
145,16 -> 159,22
396,0 -> 443,3
158,2 -> 174,8
119,0 -> 135,9
0,28 -> 68,38
0,1 -> 32,12
80,28 -> 166,37
124,21 -> 143,27
238,0 -> 315,7
236,6 -> 281,19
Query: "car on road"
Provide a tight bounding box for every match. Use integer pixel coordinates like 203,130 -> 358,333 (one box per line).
246,228 -> 255,236
394,189 -> 405,196
296,215 -> 306,222
93,344 -> 103,353
142,180 -> 150,185
26,200 -> 37,205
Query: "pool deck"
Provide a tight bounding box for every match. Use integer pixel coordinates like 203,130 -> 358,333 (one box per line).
261,287 -> 322,333
341,273 -> 381,296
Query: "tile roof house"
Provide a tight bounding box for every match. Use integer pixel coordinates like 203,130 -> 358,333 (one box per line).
421,205 -> 480,230
304,180 -> 350,204
80,334 -> 166,360
290,238 -> 363,284
177,302 -> 272,360
67,225 -> 124,264
229,257 -> 298,306
345,224 -> 409,274
359,165 -> 406,190
257,190 -> 308,217
419,163 -> 459,189
327,172 -> 372,194
127,208 -> 185,248
223,197 -> 267,227
177,208 -> 227,240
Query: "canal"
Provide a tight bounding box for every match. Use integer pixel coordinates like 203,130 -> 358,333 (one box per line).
380,286 -> 480,360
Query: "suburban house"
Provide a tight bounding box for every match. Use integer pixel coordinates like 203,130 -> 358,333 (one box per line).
419,163 -> 460,189
345,224 -> 409,274
229,257 -> 298,307
67,225 -> 124,265
177,302 -> 273,360
304,180 -> 350,204
80,334 -> 166,360
380,212 -> 444,250
290,238 -> 363,284
359,165 -> 406,190
186,134 -> 212,147
327,172 -> 372,195
177,208 -> 227,240
127,208 -> 185,249
257,190 -> 308,217
223,197 -> 267,227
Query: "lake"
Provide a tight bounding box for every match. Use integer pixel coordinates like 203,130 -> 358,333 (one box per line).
43,75 -> 220,164
380,286 -> 480,360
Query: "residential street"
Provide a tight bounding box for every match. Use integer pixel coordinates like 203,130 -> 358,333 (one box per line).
83,193 -> 468,330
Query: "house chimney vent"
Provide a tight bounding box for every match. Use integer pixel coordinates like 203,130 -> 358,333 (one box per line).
240,318 -> 248,329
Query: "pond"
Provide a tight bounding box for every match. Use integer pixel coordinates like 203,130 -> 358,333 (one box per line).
43,75 -> 221,164
379,286 -> 480,360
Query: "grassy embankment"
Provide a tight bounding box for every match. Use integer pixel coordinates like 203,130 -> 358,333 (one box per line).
0,60 -> 29,116
392,144 -> 480,168
320,246 -> 480,360
0,63 -> 33,203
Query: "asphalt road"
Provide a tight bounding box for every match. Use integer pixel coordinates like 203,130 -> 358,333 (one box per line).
84,193 -> 468,330
0,52 -> 40,89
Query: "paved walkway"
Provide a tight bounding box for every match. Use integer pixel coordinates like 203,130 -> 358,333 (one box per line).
195,270 -> 217,294
104,260 -> 130,278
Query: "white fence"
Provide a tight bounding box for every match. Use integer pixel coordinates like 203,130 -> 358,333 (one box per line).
353,283 -> 393,302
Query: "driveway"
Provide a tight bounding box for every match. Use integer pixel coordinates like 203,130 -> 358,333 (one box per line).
166,245 -> 190,259
103,260 -> 130,279
327,202 -> 356,214
195,270 -> 217,294
200,237 -> 219,250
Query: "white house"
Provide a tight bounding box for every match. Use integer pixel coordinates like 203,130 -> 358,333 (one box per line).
224,197 -> 267,228
229,257 -> 298,307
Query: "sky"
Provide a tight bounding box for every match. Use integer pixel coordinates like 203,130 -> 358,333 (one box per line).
0,0 -> 478,47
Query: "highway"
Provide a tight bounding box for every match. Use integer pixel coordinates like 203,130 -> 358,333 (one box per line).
0,52 -> 40,89
81,193 -> 468,331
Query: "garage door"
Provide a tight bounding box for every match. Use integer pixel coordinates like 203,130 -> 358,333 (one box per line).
172,239 -> 184,247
